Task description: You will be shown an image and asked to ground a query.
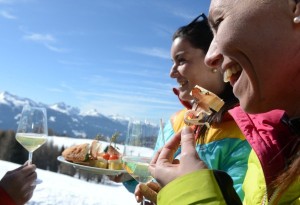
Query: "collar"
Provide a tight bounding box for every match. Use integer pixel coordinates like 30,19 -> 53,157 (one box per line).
281,114 -> 300,136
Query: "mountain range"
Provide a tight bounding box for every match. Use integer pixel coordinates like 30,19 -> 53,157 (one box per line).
0,91 -> 135,142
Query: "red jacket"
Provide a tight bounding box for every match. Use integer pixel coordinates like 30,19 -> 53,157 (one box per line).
0,186 -> 16,205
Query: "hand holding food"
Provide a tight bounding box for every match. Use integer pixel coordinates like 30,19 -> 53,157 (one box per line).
149,127 -> 207,187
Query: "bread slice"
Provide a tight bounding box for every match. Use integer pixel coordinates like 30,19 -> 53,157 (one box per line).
90,140 -> 101,159
62,143 -> 90,163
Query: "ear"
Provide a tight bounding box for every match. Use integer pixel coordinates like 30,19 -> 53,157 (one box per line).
290,0 -> 300,16
296,1 -> 300,15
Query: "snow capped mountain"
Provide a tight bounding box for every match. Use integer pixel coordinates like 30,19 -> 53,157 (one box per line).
80,108 -> 102,117
0,91 -> 41,108
49,102 -> 80,115
0,91 -> 129,142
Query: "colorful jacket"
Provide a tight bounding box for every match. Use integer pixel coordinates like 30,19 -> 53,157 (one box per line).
157,107 -> 300,205
124,107 -> 251,200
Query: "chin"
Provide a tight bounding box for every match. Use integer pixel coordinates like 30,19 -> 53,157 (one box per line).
179,92 -> 192,102
240,100 -> 267,114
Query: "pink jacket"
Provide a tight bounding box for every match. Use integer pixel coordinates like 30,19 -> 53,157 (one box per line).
229,106 -> 295,186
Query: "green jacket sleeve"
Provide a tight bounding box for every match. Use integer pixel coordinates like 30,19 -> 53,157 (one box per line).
157,170 -> 241,205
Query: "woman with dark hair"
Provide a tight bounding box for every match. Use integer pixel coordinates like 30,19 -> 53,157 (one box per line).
149,0 -> 300,204
133,13 -> 251,204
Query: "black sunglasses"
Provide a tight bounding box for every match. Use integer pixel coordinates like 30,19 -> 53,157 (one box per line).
187,13 -> 208,27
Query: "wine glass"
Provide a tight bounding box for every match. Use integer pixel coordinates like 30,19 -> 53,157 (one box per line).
122,119 -> 159,205
15,105 -> 48,184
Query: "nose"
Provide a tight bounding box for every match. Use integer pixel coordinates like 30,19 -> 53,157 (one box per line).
204,39 -> 223,69
169,63 -> 179,78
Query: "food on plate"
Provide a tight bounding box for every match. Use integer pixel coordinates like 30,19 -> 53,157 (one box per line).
61,132 -> 124,171
62,143 -> 90,164
108,153 -> 123,170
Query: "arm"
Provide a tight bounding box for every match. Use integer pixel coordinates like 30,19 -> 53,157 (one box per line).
0,186 -> 16,205
149,127 -> 242,205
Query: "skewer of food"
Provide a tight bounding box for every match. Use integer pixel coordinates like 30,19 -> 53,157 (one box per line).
184,85 -> 224,127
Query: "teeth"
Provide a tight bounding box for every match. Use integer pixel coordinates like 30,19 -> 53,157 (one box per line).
224,69 -> 231,82
178,80 -> 188,87
223,65 -> 242,83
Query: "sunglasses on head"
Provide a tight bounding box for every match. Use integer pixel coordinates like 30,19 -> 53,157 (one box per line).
187,13 -> 208,27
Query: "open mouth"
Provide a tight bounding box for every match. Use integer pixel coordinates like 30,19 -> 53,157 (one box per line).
224,65 -> 242,86
178,80 -> 188,88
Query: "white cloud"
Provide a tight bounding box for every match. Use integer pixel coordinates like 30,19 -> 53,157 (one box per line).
23,33 -> 68,53
0,10 -> 17,19
23,33 -> 56,43
124,46 -> 170,59
45,43 -> 68,53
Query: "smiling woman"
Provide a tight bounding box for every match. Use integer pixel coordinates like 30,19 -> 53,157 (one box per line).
149,0 -> 300,204
129,12 -> 252,204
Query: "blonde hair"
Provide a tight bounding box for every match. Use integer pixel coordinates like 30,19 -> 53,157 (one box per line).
273,139 -> 300,203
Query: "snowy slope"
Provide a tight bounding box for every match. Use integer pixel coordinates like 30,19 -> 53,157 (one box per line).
0,160 -> 139,205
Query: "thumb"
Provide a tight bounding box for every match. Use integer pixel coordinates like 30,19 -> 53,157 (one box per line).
180,126 -> 196,153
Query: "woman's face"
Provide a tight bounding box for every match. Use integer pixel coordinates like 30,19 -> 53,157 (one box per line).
205,0 -> 300,114
170,37 -> 225,102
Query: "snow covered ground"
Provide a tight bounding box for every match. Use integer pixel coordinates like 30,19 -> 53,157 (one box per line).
0,160 -> 139,205
0,136 -> 155,204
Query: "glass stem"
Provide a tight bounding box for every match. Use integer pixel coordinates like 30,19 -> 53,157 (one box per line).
141,197 -> 145,205
28,151 -> 33,164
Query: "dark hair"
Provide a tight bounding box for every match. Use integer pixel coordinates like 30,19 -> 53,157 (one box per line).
173,14 -> 239,140
172,13 -> 213,53
196,84 -> 239,142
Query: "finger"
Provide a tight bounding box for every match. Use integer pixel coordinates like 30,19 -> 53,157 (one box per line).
150,147 -> 162,165
134,184 -> 143,203
148,163 -> 156,178
139,183 -> 157,204
172,159 -> 180,164
156,131 -> 182,162
20,164 -> 37,178
108,174 -> 121,182
180,127 -> 196,155
146,182 -> 161,193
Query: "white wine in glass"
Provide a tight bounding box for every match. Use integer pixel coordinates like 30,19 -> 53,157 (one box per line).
15,105 -> 48,184
122,120 -> 159,205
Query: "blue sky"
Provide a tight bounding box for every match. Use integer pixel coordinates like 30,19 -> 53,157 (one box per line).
0,0 -> 211,123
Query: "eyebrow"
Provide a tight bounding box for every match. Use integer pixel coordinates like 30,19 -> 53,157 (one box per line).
174,51 -> 185,61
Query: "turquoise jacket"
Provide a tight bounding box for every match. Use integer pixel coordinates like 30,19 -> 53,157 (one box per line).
124,107 -> 251,200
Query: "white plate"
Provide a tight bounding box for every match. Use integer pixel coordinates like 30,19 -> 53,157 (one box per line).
57,156 -> 127,176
